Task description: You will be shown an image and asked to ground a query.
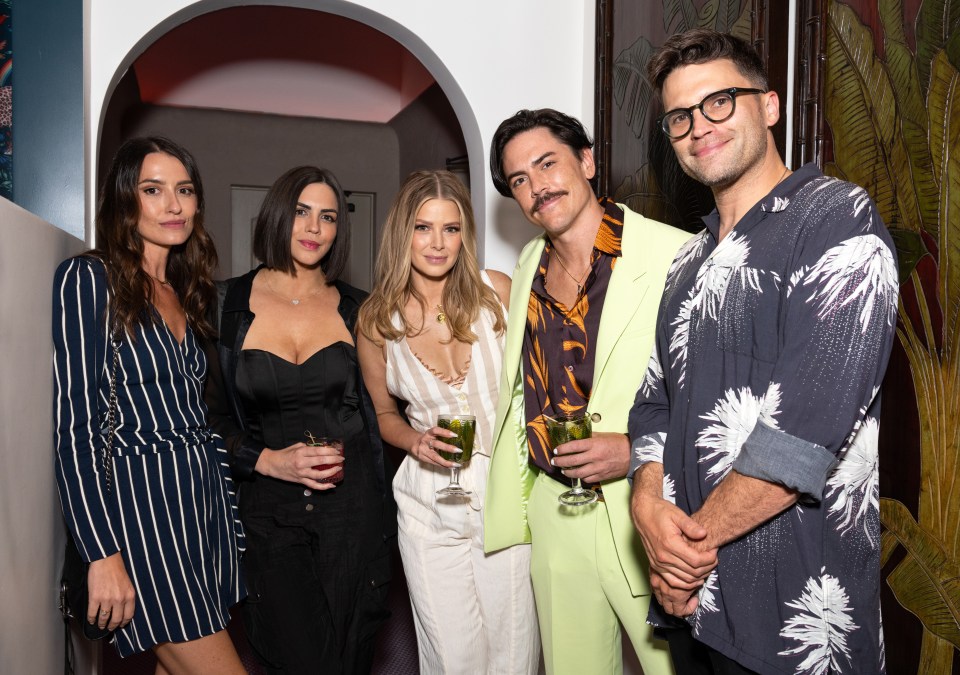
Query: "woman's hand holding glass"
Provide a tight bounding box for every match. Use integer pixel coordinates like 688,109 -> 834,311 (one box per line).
436,414 -> 476,498
255,441 -> 344,489
411,426 -> 460,468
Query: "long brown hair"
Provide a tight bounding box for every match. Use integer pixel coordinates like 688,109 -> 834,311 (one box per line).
358,170 -> 504,345
93,136 -> 218,339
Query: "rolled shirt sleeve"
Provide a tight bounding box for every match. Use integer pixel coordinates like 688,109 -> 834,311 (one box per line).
643,166 -> 896,671
731,190 -> 897,500
734,421 -> 836,500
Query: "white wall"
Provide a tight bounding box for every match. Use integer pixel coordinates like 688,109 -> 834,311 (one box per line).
87,0 -> 597,272
0,199 -> 89,673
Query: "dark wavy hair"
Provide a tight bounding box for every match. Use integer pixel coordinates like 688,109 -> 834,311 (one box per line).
252,166 -> 350,282
489,108 -> 594,198
647,29 -> 768,93
93,136 -> 218,339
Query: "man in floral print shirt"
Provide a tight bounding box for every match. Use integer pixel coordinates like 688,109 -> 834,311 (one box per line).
628,29 -> 897,675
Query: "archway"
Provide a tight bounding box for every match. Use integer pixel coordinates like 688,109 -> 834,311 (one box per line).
95,1 -> 486,277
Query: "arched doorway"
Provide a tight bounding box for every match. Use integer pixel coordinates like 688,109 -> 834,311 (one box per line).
98,4 -> 473,292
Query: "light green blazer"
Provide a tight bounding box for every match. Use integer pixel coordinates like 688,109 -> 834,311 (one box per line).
483,205 -> 692,596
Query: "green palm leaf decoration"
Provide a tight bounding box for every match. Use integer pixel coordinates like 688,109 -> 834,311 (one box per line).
826,0 -> 960,670
881,499 -> 960,648
916,0 -> 960,91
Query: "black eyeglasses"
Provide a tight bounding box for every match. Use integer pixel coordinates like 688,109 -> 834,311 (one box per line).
657,87 -> 766,139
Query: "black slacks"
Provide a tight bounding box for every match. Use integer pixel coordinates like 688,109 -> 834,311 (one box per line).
667,626 -> 759,675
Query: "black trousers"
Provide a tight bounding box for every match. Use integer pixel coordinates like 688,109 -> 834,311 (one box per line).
240,477 -> 391,675
667,626 -> 759,675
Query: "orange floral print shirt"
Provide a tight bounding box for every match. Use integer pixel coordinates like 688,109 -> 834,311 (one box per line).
522,198 -> 623,482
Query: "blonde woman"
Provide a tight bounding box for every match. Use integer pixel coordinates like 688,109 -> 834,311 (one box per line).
357,171 -> 539,674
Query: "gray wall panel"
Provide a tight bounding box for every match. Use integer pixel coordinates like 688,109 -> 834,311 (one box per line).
107,105 -> 400,277
0,200 -> 87,673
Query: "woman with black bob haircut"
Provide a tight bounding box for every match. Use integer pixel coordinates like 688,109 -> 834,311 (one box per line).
53,136 -> 246,669
206,165 -> 393,674
251,166 -> 351,277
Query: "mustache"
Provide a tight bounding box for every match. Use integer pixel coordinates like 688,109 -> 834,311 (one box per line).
532,191 -> 567,214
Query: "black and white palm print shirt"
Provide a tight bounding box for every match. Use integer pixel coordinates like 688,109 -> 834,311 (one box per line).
629,163 -> 898,675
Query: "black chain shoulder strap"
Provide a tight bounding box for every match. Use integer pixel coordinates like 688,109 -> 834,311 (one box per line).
103,331 -> 120,494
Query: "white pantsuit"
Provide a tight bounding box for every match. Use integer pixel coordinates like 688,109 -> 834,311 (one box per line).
384,273 -> 540,674
394,453 -> 539,674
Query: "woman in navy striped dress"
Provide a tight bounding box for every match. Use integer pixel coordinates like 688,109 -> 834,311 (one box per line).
53,137 -> 246,671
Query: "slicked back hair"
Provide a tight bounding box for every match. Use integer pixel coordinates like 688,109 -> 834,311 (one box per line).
489,108 -> 593,198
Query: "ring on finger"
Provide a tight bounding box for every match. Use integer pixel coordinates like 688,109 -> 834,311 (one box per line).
428,441 -> 434,450
99,610 -> 110,617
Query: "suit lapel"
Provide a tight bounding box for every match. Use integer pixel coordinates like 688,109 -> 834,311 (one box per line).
594,211 -> 648,386
502,236 -> 545,391
490,236 -> 545,450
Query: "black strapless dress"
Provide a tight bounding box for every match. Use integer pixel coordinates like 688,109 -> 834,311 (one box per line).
235,342 -> 389,675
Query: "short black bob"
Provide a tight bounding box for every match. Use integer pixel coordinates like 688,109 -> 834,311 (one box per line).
252,166 -> 350,281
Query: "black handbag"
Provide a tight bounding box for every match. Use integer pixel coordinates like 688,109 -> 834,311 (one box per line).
58,331 -> 121,645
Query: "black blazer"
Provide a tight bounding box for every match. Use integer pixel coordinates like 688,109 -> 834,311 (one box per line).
203,266 -> 396,535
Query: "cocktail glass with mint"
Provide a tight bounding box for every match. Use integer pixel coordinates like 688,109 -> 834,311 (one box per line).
436,414 -> 476,498
544,412 -> 598,506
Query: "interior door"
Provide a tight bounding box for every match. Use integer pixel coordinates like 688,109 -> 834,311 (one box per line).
342,191 -> 376,292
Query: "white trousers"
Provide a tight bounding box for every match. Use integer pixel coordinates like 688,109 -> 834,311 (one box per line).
394,452 -> 540,675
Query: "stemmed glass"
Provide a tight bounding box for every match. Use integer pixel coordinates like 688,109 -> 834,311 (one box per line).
544,412 -> 598,506
435,414 -> 476,498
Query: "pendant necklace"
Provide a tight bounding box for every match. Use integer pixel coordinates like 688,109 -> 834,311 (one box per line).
552,249 -> 590,295
268,278 -> 323,306
435,305 -> 447,324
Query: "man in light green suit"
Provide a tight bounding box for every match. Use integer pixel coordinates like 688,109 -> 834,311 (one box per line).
483,109 -> 691,675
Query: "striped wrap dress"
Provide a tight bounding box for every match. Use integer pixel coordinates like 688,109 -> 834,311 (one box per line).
53,256 -> 245,656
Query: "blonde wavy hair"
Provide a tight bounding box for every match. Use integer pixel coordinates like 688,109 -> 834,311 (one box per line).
358,170 -> 505,346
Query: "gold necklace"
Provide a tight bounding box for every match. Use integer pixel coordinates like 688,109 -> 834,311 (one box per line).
552,249 -> 590,295
435,305 -> 447,323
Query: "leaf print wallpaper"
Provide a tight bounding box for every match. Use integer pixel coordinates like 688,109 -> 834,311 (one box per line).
824,0 -> 960,671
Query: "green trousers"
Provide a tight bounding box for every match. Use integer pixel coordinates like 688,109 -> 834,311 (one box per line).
528,472 -> 674,675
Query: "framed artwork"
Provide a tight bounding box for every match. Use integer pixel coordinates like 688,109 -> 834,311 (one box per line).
593,0 -> 818,231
